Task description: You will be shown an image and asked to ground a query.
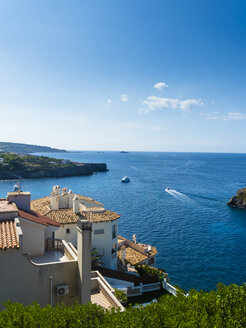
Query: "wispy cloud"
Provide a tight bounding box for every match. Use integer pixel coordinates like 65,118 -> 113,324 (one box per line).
139,96 -> 203,114
154,82 -> 168,90
200,111 -> 246,121
107,98 -> 112,104
225,112 -> 246,120
121,94 -> 128,102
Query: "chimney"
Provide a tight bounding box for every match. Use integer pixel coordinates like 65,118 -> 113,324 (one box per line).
50,195 -> 59,210
73,196 -> 79,213
68,190 -> 74,208
7,191 -> 31,212
121,245 -> 126,261
77,219 -> 92,305
52,185 -> 60,196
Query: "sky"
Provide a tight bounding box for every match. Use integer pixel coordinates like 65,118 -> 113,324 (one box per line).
0,0 -> 246,152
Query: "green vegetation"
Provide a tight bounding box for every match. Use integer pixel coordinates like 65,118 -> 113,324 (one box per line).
0,283 -> 245,327
126,288 -> 169,307
0,141 -> 66,153
114,289 -> 127,304
0,152 -> 106,179
135,264 -> 166,281
0,152 -> 72,172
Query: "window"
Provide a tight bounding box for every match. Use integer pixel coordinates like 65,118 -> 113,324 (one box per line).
94,229 -> 104,235
66,228 -> 70,234
112,224 -> 117,239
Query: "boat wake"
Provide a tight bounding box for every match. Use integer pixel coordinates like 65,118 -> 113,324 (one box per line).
165,188 -> 191,202
165,188 -> 223,204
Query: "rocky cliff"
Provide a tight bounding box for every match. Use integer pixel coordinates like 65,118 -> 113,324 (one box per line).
0,153 -> 107,180
227,188 -> 246,209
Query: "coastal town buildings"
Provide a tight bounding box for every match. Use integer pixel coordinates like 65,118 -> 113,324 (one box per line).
31,186 -> 120,269
117,235 -> 158,269
0,188 -> 123,311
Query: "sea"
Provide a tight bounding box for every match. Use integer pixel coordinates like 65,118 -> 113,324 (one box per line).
0,151 -> 246,292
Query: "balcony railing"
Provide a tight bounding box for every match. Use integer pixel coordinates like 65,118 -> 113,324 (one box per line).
46,238 -> 64,253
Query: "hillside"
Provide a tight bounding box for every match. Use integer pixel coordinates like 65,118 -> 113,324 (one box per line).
0,153 -> 107,180
0,142 -> 66,154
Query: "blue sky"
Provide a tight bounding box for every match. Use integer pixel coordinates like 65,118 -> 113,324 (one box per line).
0,0 -> 246,152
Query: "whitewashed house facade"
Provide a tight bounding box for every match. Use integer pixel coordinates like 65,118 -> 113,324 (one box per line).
31,186 -> 120,269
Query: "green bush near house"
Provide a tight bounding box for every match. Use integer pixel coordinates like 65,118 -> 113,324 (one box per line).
135,264 -> 165,281
0,283 -> 245,327
114,289 -> 127,304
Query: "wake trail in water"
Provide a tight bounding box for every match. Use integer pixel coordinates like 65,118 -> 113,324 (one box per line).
165,188 -> 224,204
184,192 -> 224,203
165,188 -> 192,202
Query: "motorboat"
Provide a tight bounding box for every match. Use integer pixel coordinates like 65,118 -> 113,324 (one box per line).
121,176 -> 130,183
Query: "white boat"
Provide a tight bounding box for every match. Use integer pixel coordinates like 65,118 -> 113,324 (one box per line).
121,176 -> 130,183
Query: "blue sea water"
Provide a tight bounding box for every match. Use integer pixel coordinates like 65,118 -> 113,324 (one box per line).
0,151 -> 246,292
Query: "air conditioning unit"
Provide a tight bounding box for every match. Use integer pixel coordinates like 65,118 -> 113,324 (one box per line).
57,285 -> 69,296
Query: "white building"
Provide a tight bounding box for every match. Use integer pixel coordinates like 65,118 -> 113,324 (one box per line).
0,189 -> 123,311
31,186 -> 120,269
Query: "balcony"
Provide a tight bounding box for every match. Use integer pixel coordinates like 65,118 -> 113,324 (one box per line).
31,239 -> 77,264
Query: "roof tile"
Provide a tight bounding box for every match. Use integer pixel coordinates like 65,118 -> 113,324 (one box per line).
0,220 -> 19,250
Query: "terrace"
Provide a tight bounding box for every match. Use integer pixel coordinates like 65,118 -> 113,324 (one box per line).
31,238 -> 77,264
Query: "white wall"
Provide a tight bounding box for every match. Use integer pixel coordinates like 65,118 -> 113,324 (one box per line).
55,220 -> 119,269
55,224 -> 77,246
19,218 -> 46,256
0,249 -> 78,310
91,220 -> 118,269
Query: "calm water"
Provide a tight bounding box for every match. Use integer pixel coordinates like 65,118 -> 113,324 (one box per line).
1,151 -> 246,291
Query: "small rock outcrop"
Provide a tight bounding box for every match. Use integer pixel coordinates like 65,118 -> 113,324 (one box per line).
227,188 -> 246,209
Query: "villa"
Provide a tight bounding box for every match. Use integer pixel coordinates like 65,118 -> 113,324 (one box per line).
31,186 -> 120,269
117,235 -> 158,269
0,188 -> 123,311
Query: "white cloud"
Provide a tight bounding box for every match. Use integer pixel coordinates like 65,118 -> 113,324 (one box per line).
140,95 -> 203,114
225,112 -> 246,120
200,111 -> 246,121
154,82 -> 168,90
121,94 -> 128,102
107,98 -> 112,104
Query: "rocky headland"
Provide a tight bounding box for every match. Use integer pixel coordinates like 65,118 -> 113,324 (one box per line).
227,188 -> 246,209
0,153 -> 107,180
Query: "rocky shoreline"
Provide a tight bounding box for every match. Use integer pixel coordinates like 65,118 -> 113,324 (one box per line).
0,163 -> 107,180
227,187 -> 246,209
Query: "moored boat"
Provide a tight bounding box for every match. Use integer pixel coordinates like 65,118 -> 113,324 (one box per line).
121,176 -> 130,183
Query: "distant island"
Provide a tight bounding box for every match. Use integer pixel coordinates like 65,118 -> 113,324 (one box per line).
0,152 -> 107,180
227,188 -> 246,209
0,141 -> 66,154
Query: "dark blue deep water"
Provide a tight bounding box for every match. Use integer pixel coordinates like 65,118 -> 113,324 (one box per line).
1,151 -> 246,291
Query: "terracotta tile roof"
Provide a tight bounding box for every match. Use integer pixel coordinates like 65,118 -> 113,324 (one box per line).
45,209 -> 81,224
31,194 -> 103,216
117,235 -> 158,266
75,194 -> 103,206
31,196 -> 120,224
118,246 -> 148,265
43,208 -> 120,224
81,210 -> 120,223
18,210 -> 60,227
31,197 -> 51,215
0,200 -> 18,213
0,220 -> 19,250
